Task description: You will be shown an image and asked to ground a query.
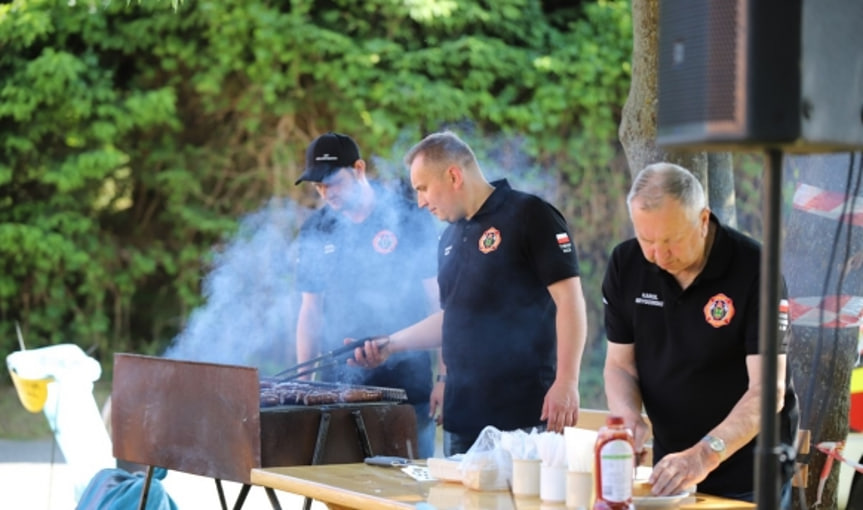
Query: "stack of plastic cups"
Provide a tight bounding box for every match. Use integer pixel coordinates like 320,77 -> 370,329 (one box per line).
502,428 -> 542,498
511,457 -> 541,497
564,427 -> 598,510
537,431 -> 568,504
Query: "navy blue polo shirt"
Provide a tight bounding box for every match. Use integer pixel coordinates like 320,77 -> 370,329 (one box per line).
295,183 -> 437,405
602,214 -> 798,495
439,179 -> 581,437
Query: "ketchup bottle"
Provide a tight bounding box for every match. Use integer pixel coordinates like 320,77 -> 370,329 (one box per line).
593,415 -> 635,510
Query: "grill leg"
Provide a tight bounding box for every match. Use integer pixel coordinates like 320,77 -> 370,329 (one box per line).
215,479 -> 228,510
310,411 -> 332,465
303,411 -> 332,510
264,487 -> 283,510
351,409 -> 374,458
231,483 -> 251,510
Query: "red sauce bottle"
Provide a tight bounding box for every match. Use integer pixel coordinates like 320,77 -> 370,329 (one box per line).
593,415 -> 635,510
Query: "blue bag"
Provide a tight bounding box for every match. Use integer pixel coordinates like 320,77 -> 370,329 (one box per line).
75,467 -> 179,510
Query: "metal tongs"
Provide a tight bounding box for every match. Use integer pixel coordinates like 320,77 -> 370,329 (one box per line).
270,336 -> 388,382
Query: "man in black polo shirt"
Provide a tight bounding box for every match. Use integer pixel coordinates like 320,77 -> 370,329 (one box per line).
602,162 -> 798,502
294,132 -> 441,459
352,130 -> 589,455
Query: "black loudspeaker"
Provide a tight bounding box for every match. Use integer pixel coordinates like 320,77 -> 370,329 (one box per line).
656,0 -> 863,152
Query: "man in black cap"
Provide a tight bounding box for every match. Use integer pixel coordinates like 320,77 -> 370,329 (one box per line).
294,132 -> 442,459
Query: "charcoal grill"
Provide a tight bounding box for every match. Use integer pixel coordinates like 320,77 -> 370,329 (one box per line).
111,353 -> 417,510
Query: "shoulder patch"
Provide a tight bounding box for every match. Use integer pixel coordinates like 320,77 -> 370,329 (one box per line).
778,299 -> 789,333
556,232 -> 573,253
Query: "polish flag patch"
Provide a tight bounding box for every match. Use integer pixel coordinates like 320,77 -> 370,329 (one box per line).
556,232 -> 572,253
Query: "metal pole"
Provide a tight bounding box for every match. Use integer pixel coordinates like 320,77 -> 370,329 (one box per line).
756,148 -> 783,509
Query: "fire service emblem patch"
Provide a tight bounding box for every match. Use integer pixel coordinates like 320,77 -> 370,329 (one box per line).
704,293 -> 735,328
372,230 -> 398,254
478,227 -> 501,254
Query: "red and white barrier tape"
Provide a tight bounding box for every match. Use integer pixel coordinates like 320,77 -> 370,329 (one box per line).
793,183 -> 863,227
789,295 -> 863,329
814,441 -> 863,505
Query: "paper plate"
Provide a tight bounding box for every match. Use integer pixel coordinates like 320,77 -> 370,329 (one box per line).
632,492 -> 690,508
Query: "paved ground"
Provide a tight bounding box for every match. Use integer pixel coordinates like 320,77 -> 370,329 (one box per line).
0,429 -> 446,510
0,438 -> 328,510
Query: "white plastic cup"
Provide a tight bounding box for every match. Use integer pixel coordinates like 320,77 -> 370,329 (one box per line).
540,464 -> 567,503
511,458 -> 541,497
566,470 -> 593,509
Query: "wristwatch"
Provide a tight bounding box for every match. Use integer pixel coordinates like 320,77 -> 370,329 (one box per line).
701,434 -> 726,459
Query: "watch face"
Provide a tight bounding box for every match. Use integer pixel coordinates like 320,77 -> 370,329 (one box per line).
707,436 -> 725,452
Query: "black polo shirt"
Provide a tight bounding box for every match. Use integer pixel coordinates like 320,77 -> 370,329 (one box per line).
602,214 -> 798,496
295,183 -> 437,405
439,179 -> 581,437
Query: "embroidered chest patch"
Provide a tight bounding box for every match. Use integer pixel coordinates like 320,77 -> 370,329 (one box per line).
478,227 -> 501,254
704,293 -> 735,328
372,230 -> 398,254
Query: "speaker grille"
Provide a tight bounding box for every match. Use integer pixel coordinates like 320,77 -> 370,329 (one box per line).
658,0 -> 741,128
705,1 -> 739,122
657,0 -> 863,151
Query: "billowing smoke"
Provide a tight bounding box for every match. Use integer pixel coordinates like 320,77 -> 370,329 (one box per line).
162,197 -> 307,373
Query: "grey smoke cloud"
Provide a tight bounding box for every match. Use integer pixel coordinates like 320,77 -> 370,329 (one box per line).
162,197 -> 306,372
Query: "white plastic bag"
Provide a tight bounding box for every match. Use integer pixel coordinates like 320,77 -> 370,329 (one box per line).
458,426 -> 512,491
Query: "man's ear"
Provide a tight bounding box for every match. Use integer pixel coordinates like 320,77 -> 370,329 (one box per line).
446,164 -> 464,189
700,207 -> 711,235
352,159 -> 367,178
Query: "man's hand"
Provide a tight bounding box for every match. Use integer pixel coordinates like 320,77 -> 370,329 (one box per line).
347,336 -> 390,369
647,442 -> 719,496
430,379 -> 444,425
540,379 -> 580,433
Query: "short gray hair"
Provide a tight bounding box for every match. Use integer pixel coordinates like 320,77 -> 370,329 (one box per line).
403,131 -> 479,174
627,162 -> 706,219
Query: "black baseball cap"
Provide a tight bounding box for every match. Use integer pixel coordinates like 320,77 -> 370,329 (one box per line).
295,132 -> 361,185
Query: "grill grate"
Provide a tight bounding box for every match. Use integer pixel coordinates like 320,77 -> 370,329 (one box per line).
259,378 -> 408,407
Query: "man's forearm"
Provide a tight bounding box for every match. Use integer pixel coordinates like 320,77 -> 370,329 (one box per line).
603,366 -> 643,422
707,388 -> 761,460
388,310 -> 444,353
296,295 -> 324,364
707,354 -> 786,459
550,277 -> 587,382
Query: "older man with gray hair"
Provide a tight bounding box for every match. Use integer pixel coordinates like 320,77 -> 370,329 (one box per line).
601,162 -> 798,504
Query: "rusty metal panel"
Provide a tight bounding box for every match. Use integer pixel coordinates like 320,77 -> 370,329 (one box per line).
260,403 -> 418,466
112,354 -> 261,484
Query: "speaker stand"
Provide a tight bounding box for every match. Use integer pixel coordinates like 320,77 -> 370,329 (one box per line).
756,148 -> 784,509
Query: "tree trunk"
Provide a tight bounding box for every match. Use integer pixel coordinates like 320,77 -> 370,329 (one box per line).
782,155 -> 863,509
707,153 -> 737,228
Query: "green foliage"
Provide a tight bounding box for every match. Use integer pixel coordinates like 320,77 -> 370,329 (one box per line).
1,0 -> 634,408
